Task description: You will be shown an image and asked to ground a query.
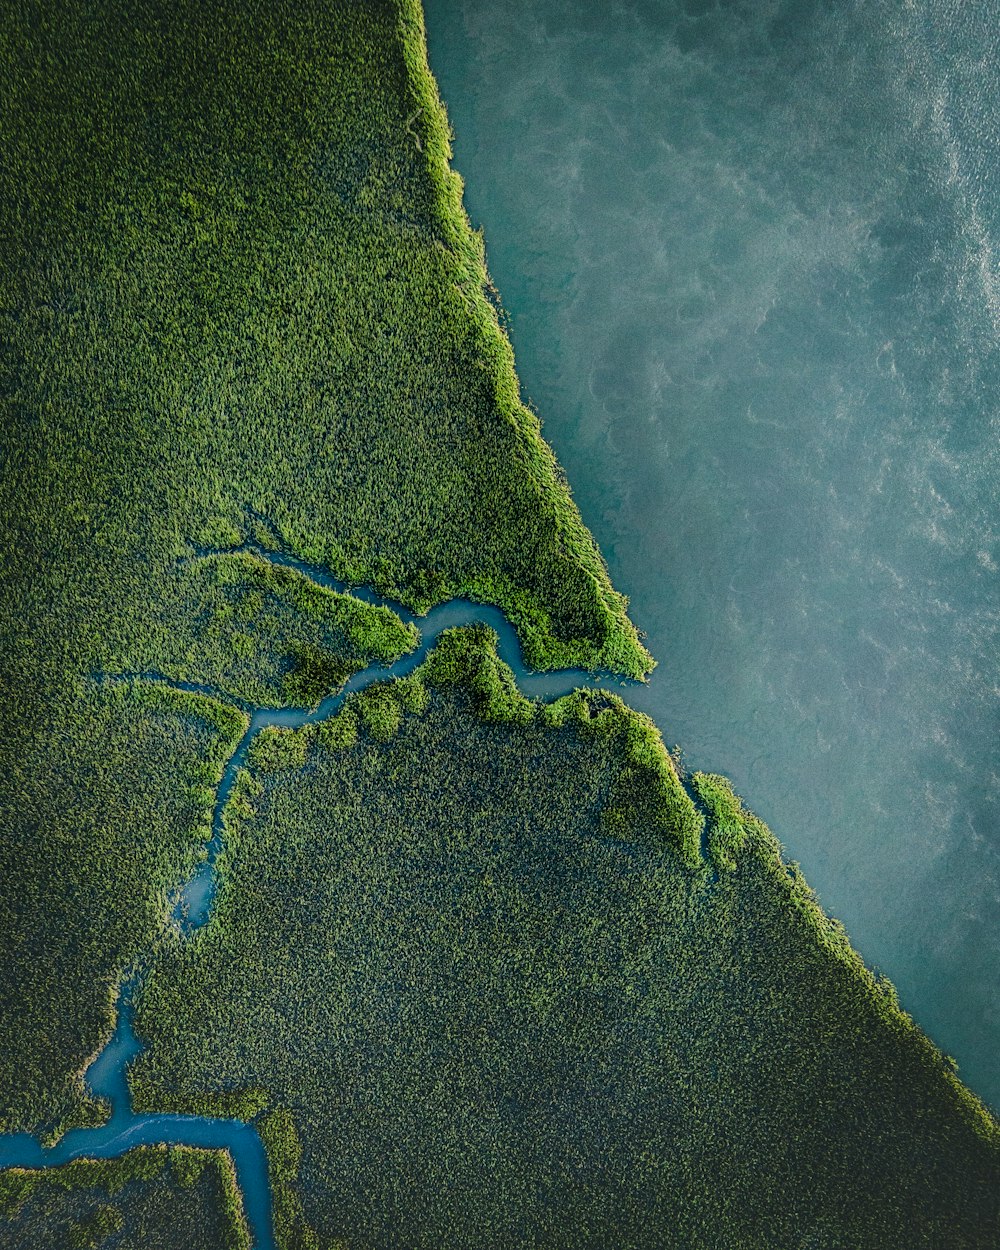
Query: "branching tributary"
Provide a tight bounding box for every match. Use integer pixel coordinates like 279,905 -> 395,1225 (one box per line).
0,546 -> 640,1249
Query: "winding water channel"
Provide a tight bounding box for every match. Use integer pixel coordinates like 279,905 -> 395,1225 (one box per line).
0,546 -> 634,1250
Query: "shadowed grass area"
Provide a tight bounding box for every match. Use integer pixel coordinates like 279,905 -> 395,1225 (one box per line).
131,631 -> 1000,1250
0,682 -> 247,1136
0,1147 -> 249,1250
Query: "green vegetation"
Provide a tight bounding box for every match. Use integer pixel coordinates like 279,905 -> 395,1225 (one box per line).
0,0 -> 649,1136
132,551 -> 419,709
692,771 -> 751,873
2,0 -> 999,1246
0,0 -> 647,674
130,633 -> 999,1250
0,681 -> 246,1134
0,1146 -> 250,1249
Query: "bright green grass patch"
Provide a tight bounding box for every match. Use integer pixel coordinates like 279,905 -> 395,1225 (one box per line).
130,634 -> 999,1250
692,771 -> 751,873
0,1146 -> 249,1250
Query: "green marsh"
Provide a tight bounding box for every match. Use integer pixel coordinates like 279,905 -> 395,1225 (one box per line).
0,1 -> 998,1247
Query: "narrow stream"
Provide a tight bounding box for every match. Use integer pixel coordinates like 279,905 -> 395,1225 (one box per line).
0,546 -> 637,1249
0,989 -> 273,1246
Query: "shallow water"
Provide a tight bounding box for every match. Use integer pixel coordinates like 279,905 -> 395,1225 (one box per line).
425,0 -> 1000,1108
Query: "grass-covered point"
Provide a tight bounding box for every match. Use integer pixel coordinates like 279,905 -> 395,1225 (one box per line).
130,631 -> 1000,1250
691,771 -> 751,873
0,0 -> 647,676
0,1146 -> 249,1250
0,0 -> 650,1136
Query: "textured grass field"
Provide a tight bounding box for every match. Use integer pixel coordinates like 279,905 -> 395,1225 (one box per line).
133,631 -> 999,1249
0,1147 -> 249,1250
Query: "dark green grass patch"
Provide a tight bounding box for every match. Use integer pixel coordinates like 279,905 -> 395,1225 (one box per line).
131,636 -> 999,1250
0,1146 -> 249,1250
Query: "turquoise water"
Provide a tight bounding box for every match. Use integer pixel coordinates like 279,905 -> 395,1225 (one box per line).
425,0 -> 1000,1108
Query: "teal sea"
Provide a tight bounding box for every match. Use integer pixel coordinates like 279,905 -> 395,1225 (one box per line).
426,0 -> 1000,1108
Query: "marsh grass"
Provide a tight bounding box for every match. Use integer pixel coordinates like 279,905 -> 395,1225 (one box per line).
2,2 -> 998,1246
0,1146 -> 249,1250
0,0 -> 647,1134
130,632 -> 1000,1250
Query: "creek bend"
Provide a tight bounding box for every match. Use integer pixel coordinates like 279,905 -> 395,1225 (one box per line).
0,546 -> 640,1250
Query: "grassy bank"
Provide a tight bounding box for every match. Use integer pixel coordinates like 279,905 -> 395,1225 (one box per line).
126,550 -> 419,709
131,631 -> 999,1250
0,0 -> 649,1133
0,1146 -> 249,1250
